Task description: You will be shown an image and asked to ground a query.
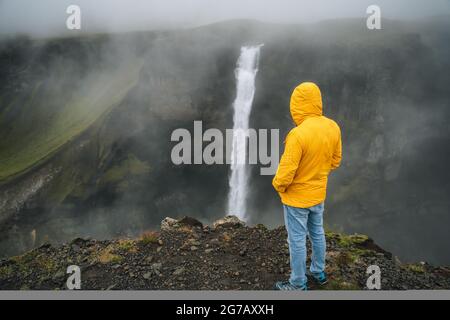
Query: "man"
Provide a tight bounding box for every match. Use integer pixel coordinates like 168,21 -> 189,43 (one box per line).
273,82 -> 342,291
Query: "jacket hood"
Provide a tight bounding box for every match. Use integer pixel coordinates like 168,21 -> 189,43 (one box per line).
290,82 -> 323,125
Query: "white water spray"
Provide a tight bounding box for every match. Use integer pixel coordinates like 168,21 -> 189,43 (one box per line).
227,45 -> 263,221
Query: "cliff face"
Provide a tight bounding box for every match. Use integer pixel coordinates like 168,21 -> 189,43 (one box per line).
1,18 -> 450,264
1,216 -> 449,290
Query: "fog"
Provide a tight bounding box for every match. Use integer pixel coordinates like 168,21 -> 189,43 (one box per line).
1,0 -> 450,37
1,1 -> 450,265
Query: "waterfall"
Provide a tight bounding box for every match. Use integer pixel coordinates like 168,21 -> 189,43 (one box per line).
227,45 -> 263,221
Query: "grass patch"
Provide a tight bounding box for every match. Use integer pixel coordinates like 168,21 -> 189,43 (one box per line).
350,248 -> 375,257
325,278 -> 360,290
335,251 -> 358,266
10,252 -> 38,271
0,61 -> 142,182
94,245 -> 124,264
405,264 -> 426,273
0,265 -> 13,278
34,255 -> 58,273
9,252 -> 57,274
46,168 -> 78,204
338,234 -> 369,248
98,251 -> 123,264
101,154 -> 150,185
116,239 -> 137,253
139,231 -> 160,245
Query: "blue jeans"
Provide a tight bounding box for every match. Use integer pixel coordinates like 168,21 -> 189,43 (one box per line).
283,203 -> 326,287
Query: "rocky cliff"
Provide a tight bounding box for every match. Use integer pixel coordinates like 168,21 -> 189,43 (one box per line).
1,216 -> 449,290
1,19 -> 450,264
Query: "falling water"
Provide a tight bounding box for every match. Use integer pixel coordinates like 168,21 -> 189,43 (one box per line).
227,45 -> 263,221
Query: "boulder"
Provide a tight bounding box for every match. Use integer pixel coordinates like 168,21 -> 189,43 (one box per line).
178,216 -> 203,229
161,217 -> 179,231
161,216 -> 203,231
213,215 -> 245,229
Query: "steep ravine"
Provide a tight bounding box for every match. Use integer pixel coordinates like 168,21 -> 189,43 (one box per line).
0,216 -> 449,290
1,18 -> 450,264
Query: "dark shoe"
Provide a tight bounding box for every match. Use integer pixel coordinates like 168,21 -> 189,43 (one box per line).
274,281 -> 307,291
309,272 -> 328,285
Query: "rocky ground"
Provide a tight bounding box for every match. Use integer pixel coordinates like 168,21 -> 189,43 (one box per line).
1,216 -> 449,290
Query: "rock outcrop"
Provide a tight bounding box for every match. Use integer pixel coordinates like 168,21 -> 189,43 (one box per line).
0,216 -> 449,290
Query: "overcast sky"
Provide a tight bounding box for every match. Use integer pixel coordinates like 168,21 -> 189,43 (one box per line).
1,0 -> 450,37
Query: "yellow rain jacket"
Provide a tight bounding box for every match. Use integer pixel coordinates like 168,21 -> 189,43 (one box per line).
272,82 -> 342,208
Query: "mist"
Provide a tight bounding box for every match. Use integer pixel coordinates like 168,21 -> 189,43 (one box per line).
1,0 -> 450,267
1,0 -> 450,37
